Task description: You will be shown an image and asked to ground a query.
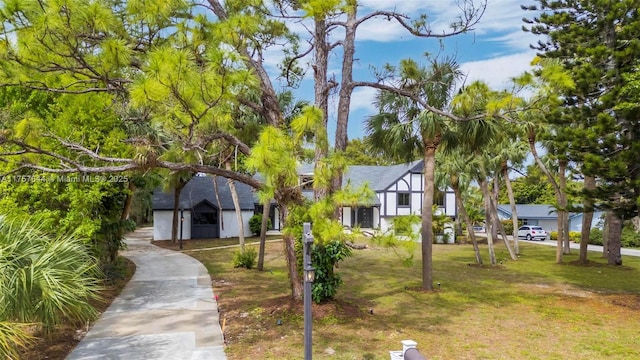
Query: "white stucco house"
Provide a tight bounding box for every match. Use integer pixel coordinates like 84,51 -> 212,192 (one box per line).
298,160 -> 456,233
152,175 -> 256,240
496,204 -> 604,232
153,160 -> 457,240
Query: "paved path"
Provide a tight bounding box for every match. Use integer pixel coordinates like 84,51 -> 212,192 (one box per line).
67,228 -> 226,360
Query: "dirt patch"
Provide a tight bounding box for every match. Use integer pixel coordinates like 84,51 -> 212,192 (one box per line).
18,258 -> 136,360
608,294 -> 640,311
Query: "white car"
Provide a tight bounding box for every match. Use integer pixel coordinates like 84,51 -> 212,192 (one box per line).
518,225 -> 547,241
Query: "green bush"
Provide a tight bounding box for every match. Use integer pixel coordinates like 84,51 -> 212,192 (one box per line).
232,247 -> 257,269
311,240 -> 352,304
569,231 -> 581,243
621,227 -> 640,248
589,228 -> 603,245
501,220 -> 514,235
249,214 -> 271,236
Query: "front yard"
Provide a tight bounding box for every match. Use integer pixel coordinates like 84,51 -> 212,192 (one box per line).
187,239 -> 640,359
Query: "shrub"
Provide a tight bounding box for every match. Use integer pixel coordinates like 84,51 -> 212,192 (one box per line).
589,228 -> 603,245
621,227 -> 640,248
311,240 -> 352,303
501,220 -> 514,235
569,231 -> 581,243
249,214 -> 271,236
232,247 -> 257,269
550,231 -> 558,240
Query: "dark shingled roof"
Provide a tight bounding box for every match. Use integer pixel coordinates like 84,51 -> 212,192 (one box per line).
153,175 -> 256,211
299,160 -> 423,205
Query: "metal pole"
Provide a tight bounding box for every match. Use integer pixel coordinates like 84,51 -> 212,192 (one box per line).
303,222 -> 313,360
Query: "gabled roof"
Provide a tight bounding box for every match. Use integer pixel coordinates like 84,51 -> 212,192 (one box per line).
153,175 -> 256,211
497,204 -> 558,219
299,160 -> 423,191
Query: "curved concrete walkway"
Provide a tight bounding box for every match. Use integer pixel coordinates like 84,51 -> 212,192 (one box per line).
67,228 -> 226,360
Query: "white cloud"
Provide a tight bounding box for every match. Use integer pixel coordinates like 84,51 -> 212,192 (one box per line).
349,86 -> 378,113
459,51 -> 535,90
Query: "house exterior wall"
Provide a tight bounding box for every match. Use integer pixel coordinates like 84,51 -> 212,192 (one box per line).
569,211 -> 604,232
219,210 -> 254,238
153,210 -> 192,240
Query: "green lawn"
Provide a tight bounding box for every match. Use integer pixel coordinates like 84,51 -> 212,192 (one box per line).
186,240 -> 640,360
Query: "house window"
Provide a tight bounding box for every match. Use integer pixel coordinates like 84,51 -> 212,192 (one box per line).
300,175 -> 314,190
434,189 -> 444,207
398,192 -> 410,207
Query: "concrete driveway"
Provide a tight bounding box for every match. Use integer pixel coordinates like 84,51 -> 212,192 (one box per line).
67,227 -> 226,360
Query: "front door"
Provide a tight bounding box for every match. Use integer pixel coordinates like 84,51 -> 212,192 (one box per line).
352,207 -> 373,228
191,201 -> 219,239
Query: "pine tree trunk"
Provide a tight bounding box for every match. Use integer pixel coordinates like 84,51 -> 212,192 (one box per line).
607,213 -> 623,265
559,160 -> 570,254
280,205 -> 303,300
226,162 -> 245,251
257,201 -> 271,271
312,17 -> 330,202
602,211 -> 611,257
171,186 -> 182,245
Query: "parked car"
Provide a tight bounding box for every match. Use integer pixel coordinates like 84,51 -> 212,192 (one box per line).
518,225 -> 547,241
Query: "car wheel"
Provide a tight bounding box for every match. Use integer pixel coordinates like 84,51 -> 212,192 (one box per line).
526,234 -> 532,241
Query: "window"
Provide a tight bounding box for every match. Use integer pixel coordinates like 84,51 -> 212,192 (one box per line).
300,175 -> 314,190
434,189 -> 444,207
398,192 -> 410,207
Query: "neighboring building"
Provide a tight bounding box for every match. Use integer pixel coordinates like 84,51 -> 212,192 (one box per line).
496,204 -> 604,232
152,175 -> 256,240
153,160 -> 457,240
298,160 -> 456,233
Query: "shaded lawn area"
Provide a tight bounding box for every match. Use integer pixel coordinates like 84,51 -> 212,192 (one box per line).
187,241 -> 640,360
152,235 -> 282,251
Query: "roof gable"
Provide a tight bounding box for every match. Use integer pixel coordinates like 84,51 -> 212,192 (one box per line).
153,175 -> 256,211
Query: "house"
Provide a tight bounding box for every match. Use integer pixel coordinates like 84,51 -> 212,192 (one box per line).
152,175 -> 256,240
496,204 -> 604,232
152,160 -> 457,240
298,160 -> 456,232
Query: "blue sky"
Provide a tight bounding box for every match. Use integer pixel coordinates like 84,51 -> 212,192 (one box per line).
264,0 -> 541,142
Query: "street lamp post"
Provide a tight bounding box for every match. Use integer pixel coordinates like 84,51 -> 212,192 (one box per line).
303,222 -> 315,360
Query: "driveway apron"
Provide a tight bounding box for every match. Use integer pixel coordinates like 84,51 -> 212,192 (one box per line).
67,228 -> 226,360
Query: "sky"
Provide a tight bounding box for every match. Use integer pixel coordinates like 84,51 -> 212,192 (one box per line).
266,0 -> 542,142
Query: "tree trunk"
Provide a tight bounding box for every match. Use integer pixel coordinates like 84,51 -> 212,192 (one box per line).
503,161 -> 520,255
171,186 -> 183,245
226,162 -> 245,251
602,211 -> 611,257
478,177 -> 496,265
606,212 -> 623,265
421,145 -> 437,290
452,179 -> 482,264
332,5 -> 357,195
489,196 -> 517,260
257,201 -> 271,271
280,205 -> 303,300
558,159 -> 570,255
312,17 -> 331,201
578,175 -> 596,264
120,181 -> 135,221
527,128 -> 563,263
491,177 -> 500,241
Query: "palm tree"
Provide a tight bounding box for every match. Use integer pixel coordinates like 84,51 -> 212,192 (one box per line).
436,150 -> 483,264
366,57 -> 462,290
0,216 -> 101,357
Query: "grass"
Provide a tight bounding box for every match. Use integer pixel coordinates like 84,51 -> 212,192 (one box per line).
186,240 -> 640,360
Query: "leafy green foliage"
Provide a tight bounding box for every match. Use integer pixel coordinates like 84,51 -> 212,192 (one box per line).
371,215 -> 420,267
249,214 -> 271,236
311,240 -> 351,303
233,247 -> 258,269
0,215 -> 102,344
